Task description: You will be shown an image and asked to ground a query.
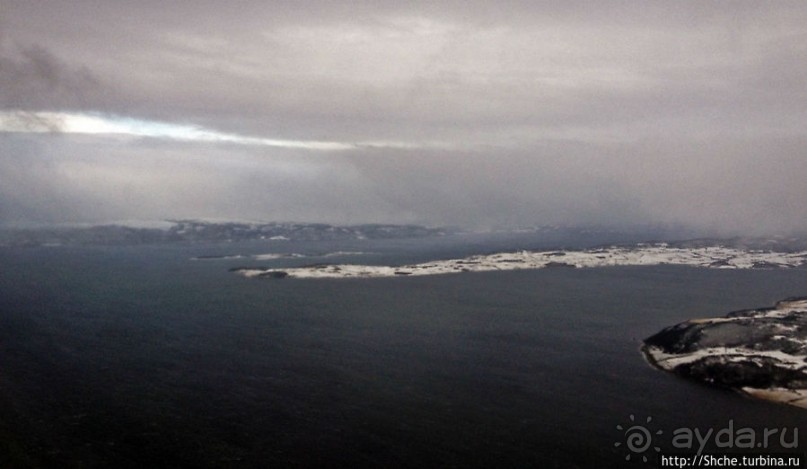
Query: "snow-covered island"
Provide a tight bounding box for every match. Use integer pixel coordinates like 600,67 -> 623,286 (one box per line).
643,298 -> 807,409
231,244 -> 807,279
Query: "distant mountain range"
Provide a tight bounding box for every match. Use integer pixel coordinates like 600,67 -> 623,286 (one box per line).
3,220 -> 807,252
0,220 -> 454,247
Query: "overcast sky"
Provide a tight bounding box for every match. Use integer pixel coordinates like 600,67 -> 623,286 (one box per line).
1,1 -> 806,234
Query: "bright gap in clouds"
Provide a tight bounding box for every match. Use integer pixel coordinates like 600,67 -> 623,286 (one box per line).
0,111 -> 359,150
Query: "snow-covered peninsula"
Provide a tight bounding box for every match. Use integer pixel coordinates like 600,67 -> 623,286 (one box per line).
232,244 -> 807,279
643,297 -> 807,409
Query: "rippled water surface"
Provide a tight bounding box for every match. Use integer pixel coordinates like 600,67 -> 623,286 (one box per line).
2,238 -> 807,467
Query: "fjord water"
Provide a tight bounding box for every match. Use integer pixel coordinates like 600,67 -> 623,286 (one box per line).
2,238 -> 807,468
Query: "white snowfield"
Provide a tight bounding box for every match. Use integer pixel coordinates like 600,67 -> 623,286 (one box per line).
234,244 -> 807,279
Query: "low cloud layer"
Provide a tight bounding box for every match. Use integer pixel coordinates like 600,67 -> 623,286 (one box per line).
1,1 -> 806,235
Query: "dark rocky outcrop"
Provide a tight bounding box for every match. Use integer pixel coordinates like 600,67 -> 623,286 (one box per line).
643,297 -> 807,408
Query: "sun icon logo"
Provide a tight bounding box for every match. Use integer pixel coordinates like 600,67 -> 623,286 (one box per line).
615,415 -> 663,463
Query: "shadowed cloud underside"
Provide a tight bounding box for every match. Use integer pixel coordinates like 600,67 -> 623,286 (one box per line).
1,1 -> 806,233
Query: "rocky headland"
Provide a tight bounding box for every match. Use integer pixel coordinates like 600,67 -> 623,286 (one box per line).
643,297 -> 807,409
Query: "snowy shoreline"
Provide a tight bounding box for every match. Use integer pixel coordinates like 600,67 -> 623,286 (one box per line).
232,244 -> 807,279
643,298 -> 807,409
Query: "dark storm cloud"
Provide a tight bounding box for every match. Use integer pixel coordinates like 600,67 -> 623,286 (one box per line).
1,1 -> 806,233
0,40 -> 104,113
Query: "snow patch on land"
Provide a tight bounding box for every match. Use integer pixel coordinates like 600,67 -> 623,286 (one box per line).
232,244 -> 807,279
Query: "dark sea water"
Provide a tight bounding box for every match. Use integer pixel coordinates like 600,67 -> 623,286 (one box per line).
2,236 -> 807,468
